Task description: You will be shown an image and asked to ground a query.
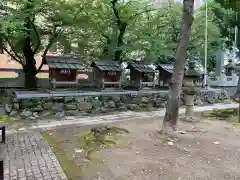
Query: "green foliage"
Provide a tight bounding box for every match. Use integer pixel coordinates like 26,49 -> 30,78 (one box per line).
0,0 -> 223,72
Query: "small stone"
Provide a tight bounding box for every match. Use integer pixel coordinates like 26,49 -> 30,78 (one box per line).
20,110 -> 32,118
78,102 -> 92,111
65,104 -> 77,110
13,103 -> 20,110
75,149 -> 84,153
108,100 -> 116,108
179,130 -> 186,134
141,97 -> 149,104
4,104 -> 12,114
40,111 -> 52,117
32,112 -> 39,118
55,111 -> 65,118
9,110 -> 18,116
27,116 -> 37,120
32,105 -> 43,112
213,141 -> 220,145
168,141 -> 174,146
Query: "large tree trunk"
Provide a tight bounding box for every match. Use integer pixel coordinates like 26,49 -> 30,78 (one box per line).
23,18 -> 37,90
114,24 -> 126,62
160,0 -> 195,133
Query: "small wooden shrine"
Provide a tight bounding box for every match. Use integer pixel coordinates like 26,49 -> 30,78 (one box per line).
90,60 -> 122,88
44,55 -> 82,89
126,62 -> 155,88
156,64 -> 175,87
156,64 -> 203,87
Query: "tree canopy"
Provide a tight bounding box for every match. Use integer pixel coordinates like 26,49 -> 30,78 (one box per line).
0,0 -> 226,88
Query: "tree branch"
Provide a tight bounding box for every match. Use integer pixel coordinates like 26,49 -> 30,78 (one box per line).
111,0 -> 121,28
4,37 -> 24,63
2,46 -> 25,67
128,8 -> 157,21
36,2 -> 89,73
29,19 -> 41,55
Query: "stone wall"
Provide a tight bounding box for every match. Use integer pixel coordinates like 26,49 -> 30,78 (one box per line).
6,89 -> 229,120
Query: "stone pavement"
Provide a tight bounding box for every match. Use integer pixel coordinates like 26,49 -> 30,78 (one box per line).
4,131 -> 67,180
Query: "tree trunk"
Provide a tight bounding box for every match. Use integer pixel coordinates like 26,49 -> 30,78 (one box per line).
23,18 -> 37,90
160,0 -> 195,133
114,24 -> 126,62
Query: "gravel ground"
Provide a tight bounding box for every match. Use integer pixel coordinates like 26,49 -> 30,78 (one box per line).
48,117 -> 240,180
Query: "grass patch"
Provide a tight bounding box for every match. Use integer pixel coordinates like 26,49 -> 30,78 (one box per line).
79,126 -> 129,160
0,115 -> 15,123
41,132 -> 83,180
202,108 -> 238,119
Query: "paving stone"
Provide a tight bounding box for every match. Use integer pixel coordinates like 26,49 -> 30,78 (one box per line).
4,131 -> 68,180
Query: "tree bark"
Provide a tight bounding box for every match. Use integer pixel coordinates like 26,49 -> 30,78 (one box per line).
160,0 -> 195,133
23,18 -> 37,90
114,24 -> 126,62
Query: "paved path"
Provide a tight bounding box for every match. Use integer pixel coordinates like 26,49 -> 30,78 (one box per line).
4,131 -> 67,180
28,103 -> 238,131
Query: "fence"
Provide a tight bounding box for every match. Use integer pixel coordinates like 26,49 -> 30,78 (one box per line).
0,68 -> 92,88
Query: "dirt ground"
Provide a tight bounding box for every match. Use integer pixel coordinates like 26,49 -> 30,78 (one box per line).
45,117 -> 240,180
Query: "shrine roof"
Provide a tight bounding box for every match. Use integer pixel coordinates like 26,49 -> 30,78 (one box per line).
91,60 -> 122,71
45,55 -> 82,70
126,62 -> 155,73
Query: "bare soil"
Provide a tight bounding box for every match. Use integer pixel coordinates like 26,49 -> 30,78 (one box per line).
45,117 -> 240,180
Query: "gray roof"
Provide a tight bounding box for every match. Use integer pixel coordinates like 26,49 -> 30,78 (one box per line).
126,62 -> 155,73
91,60 -> 122,71
157,64 -> 203,74
45,56 -> 82,70
156,64 -> 174,73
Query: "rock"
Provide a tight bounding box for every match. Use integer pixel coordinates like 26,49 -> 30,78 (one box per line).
194,99 -> 203,106
74,148 -> 84,153
20,110 -> 32,118
108,100 -> 116,108
75,97 -> 85,102
32,112 -> 39,118
141,97 -> 149,104
66,110 -> 79,116
223,99 -> 232,104
4,104 -> 12,114
27,116 -> 37,120
78,102 -> 92,111
213,141 -> 220,145
55,111 -> 65,118
40,111 -> 52,117
111,96 -> 121,103
100,107 -> 108,113
65,104 -> 77,110
179,130 -> 186,134
126,104 -> 139,110
118,106 -> 127,111
91,100 -> 102,107
64,97 -> 74,103
132,97 -> 141,104
13,103 -> 20,110
9,110 -> 18,116
43,102 -> 54,110
206,97 -> 215,104
32,105 -> 44,112
51,103 -> 65,112
168,141 -> 174,146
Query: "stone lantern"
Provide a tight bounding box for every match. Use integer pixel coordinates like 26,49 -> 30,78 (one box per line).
225,59 -> 235,76
182,61 -> 201,118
